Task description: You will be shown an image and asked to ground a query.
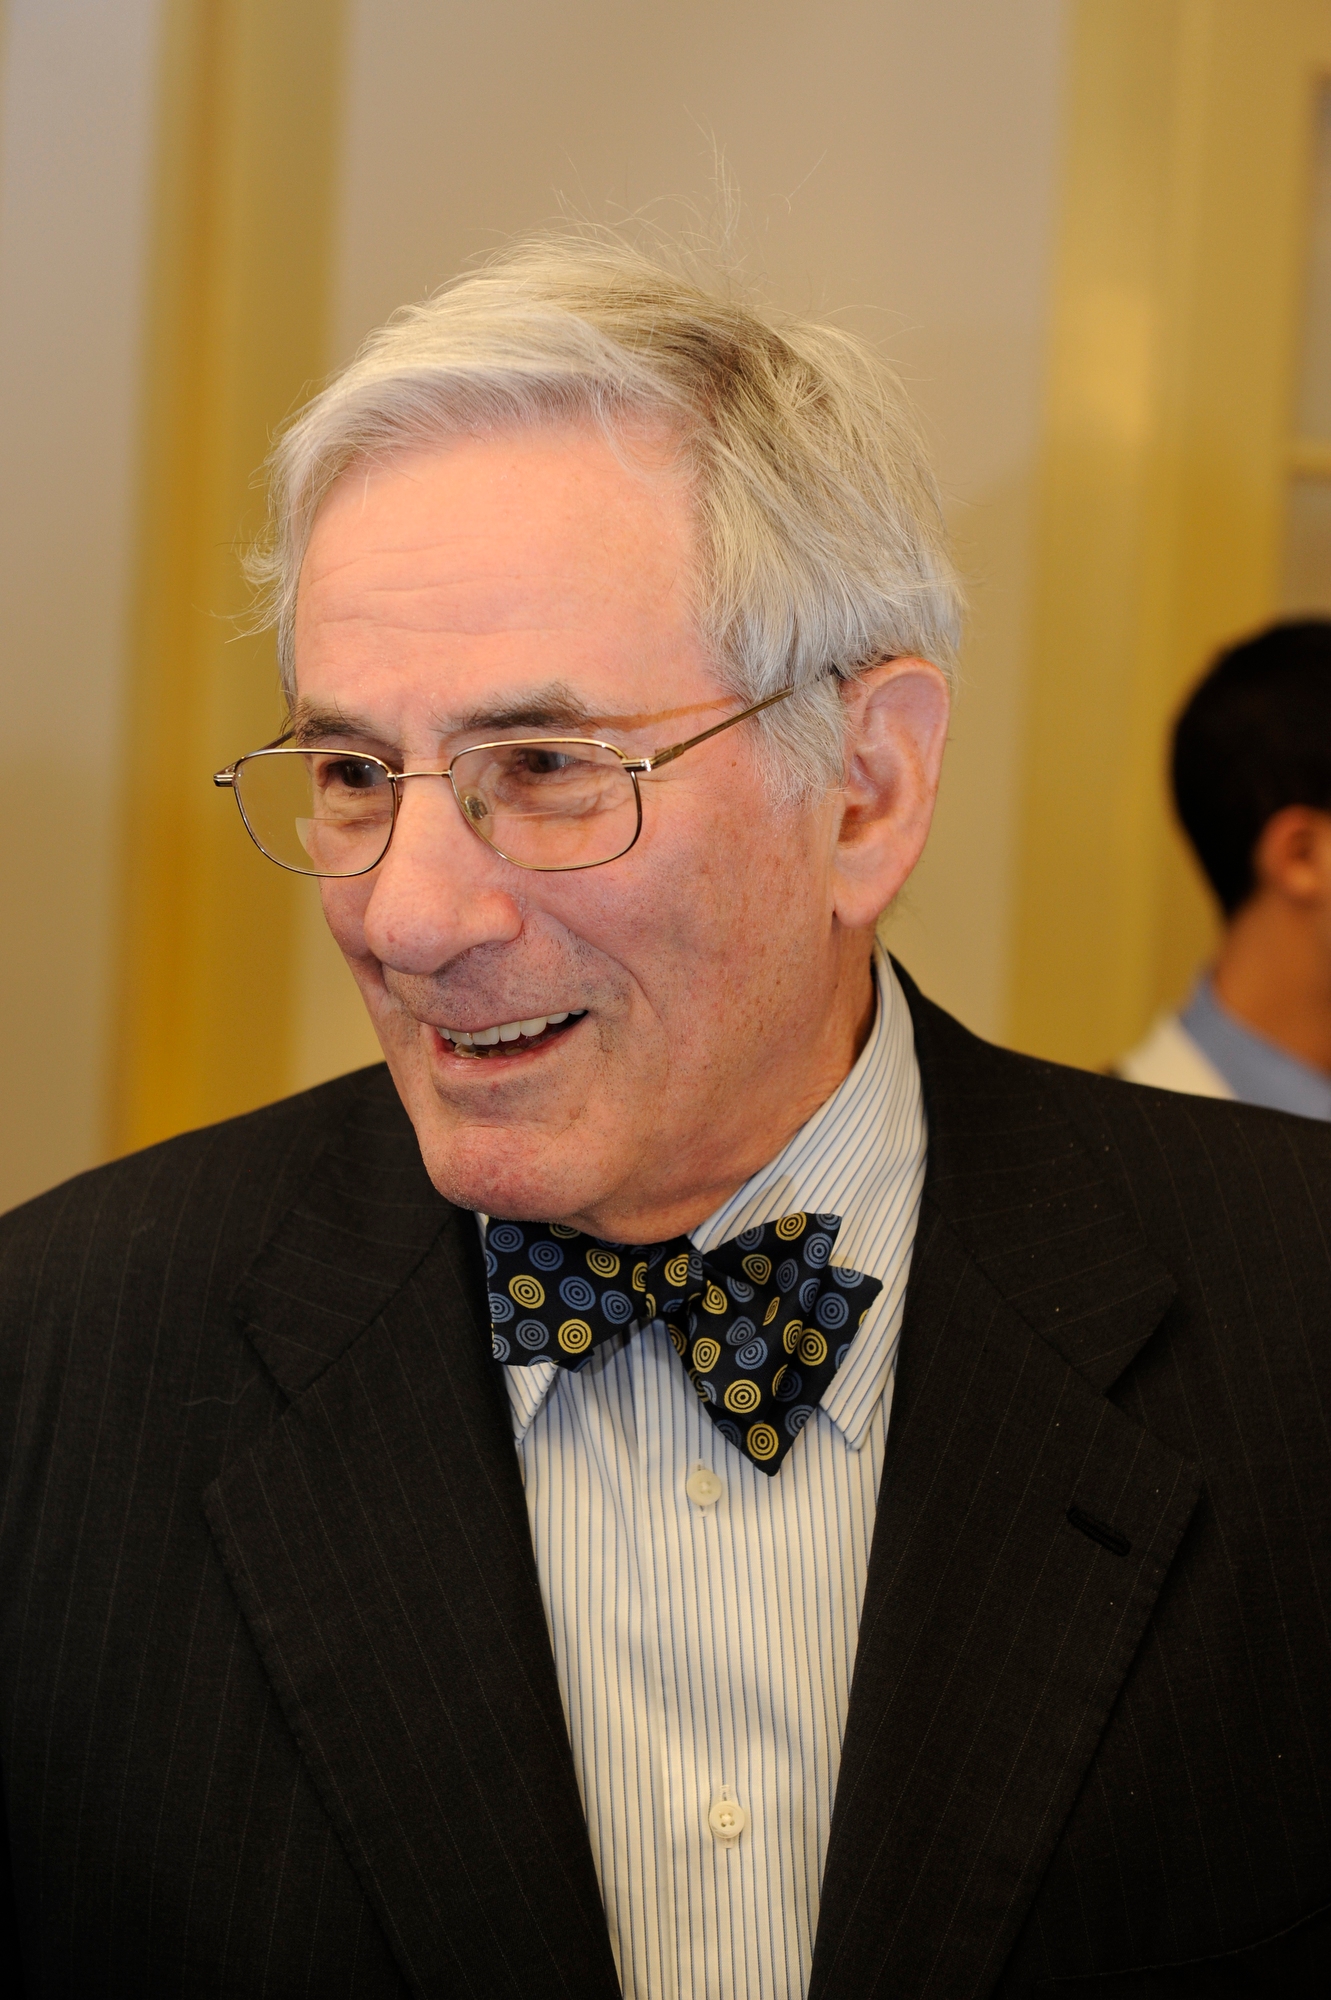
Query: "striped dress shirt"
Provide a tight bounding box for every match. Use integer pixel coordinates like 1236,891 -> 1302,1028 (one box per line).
499,946 -> 926,1999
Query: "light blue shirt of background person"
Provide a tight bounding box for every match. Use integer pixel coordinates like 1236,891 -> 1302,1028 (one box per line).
1181,978 -> 1331,1119
1118,976 -> 1331,1119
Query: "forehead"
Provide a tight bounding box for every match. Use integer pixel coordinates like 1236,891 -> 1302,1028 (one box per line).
293,423 -> 703,725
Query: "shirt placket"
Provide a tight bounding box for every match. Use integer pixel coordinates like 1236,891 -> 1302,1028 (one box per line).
632,1316 -> 769,1998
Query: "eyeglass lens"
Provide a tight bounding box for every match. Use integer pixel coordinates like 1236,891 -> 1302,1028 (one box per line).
233,741 -> 643,876
450,741 -> 640,868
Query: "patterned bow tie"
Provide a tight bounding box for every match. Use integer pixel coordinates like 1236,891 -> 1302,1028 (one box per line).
484,1212 -> 882,1474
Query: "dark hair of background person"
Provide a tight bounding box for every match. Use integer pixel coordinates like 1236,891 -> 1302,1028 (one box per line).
1171,618 -> 1331,916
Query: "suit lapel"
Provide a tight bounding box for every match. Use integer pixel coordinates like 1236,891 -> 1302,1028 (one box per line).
206,1073 -> 620,2000
208,991 -> 1204,2000
809,983 -> 1201,1999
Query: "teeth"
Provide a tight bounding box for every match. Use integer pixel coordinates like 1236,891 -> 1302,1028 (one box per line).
441,1009 -> 584,1048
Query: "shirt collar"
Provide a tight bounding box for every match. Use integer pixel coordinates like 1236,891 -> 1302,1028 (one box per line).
499,945 -> 926,1451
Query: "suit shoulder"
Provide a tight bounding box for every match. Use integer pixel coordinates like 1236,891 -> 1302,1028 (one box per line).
899,975 -> 1331,1420
900,969 -> 1331,1306
0,1063 -> 399,1279
900,965 -> 1331,1171
1056,1045 -> 1331,1184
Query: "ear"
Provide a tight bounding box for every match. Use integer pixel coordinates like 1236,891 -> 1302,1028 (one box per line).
1252,805 -> 1331,907
829,657 -> 951,929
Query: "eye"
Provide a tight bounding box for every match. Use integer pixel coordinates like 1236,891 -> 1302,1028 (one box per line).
329,756 -> 386,791
512,747 -> 576,775
310,754 -> 389,793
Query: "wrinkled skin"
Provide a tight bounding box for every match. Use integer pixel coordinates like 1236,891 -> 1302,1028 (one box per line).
293,424 -> 949,1241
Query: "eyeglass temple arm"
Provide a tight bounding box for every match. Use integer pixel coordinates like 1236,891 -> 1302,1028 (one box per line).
625,680 -> 816,774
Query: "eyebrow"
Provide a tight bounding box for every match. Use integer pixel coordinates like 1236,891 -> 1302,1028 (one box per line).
285,681 -> 725,755
288,682 -> 616,749
447,682 -> 596,733
287,701 -> 376,746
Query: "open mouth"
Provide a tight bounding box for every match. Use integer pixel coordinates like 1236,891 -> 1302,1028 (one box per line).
436,1010 -> 586,1059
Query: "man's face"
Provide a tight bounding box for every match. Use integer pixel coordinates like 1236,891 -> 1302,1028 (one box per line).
293,425 -> 870,1240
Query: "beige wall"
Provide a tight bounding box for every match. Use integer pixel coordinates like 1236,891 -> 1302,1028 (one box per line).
0,0 -> 164,1208
293,0 -> 1069,1089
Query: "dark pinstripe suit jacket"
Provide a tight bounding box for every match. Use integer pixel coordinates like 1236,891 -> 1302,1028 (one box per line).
1,976 -> 1328,1997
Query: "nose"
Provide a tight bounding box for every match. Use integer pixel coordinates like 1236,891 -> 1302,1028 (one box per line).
359,772 -> 523,972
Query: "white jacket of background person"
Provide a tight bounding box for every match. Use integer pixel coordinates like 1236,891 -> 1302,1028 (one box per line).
1117,1013 -> 1234,1099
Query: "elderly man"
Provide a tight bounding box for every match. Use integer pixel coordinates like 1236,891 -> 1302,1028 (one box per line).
1,242 -> 1328,1999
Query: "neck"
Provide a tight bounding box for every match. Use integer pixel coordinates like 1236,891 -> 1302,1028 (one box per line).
1211,893 -> 1331,1075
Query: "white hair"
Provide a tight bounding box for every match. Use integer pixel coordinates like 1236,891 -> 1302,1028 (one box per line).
251,232 -> 963,796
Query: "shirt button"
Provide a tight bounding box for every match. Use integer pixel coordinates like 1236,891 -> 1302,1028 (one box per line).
708,1788 -> 747,1847
686,1463 -> 724,1508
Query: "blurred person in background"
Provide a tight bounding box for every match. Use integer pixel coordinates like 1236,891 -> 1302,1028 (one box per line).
1,241 -> 1329,1999
1119,620 -> 1331,1115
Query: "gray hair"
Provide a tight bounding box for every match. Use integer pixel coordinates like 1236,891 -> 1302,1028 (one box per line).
252,233 -> 962,796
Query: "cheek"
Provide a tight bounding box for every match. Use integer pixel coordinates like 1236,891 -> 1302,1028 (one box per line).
319,880 -> 380,969
561,793 -> 820,1004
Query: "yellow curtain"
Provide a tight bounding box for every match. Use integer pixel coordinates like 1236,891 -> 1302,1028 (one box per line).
110,0 -> 344,1153
1009,0 -> 1331,1068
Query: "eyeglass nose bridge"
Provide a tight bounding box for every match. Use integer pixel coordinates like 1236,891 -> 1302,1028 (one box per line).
384,765 -> 478,856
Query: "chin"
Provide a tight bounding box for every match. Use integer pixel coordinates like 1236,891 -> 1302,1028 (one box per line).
412,1118 -> 611,1226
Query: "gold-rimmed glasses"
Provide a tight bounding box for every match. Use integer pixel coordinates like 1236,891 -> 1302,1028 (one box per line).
213,682 -> 806,877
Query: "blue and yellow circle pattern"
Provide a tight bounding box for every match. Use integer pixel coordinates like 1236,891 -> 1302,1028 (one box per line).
483,1210 -> 882,1474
